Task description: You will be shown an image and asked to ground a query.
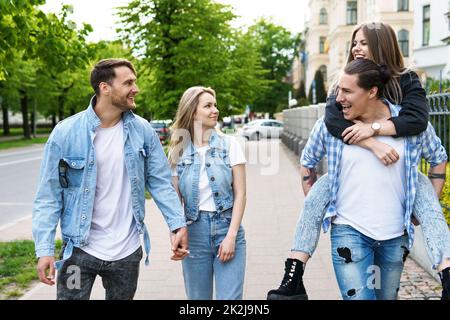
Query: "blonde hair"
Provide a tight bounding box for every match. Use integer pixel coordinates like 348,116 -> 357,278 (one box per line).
345,22 -> 409,104
168,86 -> 217,167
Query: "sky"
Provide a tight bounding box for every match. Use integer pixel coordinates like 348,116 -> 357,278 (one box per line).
40,0 -> 309,43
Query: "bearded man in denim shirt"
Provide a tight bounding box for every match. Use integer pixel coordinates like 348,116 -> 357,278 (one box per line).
32,59 -> 189,300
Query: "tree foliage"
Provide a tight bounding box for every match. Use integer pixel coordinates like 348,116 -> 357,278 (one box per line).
0,2 -> 93,138
247,19 -> 300,115
118,0 -> 268,119
308,69 -> 327,104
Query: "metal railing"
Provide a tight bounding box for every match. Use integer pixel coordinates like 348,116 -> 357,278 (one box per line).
428,93 -> 450,158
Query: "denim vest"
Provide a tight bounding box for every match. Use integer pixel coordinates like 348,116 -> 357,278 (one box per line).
176,132 -> 234,221
32,96 -> 186,269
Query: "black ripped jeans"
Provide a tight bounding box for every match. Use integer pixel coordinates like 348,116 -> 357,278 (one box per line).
57,246 -> 142,300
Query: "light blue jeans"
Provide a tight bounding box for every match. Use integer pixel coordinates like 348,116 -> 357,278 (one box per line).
331,224 -> 408,300
182,210 -> 246,300
292,172 -> 450,269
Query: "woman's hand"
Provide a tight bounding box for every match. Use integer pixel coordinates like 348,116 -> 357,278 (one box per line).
370,140 -> 400,166
217,234 -> 236,263
342,120 -> 375,144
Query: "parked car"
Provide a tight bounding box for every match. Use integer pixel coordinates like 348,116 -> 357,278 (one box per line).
150,120 -> 171,143
241,119 -> 283,141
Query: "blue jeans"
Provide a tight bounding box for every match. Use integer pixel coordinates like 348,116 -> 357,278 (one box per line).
292,172 -> 450,269
331,224 -> 408,300
182,210 -> 246,300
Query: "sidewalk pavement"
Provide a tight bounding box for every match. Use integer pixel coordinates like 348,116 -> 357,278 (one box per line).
1,139 -> 441,300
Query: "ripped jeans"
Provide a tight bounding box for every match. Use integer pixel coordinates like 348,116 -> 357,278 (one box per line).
331,224 -> 408,300
292,172 -> 450,270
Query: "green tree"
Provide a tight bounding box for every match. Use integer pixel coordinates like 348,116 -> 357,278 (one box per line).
425,77 -> 450,94
247,19 -> 300,115
294,80 -> 306,100
308,70 -> 327,104
118,0 -> 267,119
1,3 -> 93,138
0,0 -> 46,80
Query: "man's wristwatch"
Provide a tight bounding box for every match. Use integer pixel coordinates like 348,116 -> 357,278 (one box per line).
371,122 -> 381,136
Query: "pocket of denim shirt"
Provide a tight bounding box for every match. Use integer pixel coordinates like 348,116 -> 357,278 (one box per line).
63,157 -> 86,187
176,158 -> 193,177
217,150 -> 231,168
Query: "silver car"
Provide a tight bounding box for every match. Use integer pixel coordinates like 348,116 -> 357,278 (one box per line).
241,119 -> 284,141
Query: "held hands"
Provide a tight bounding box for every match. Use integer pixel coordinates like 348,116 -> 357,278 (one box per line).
37,256 -> 56,285
217,234 -> 236,263
170,227 -> 189,261
342,120 -> 374,144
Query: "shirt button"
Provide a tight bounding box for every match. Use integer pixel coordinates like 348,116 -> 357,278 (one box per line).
85,189 -> 89,193
90,161 -> 94,166
219,206 -> 223,211
206,163 -> 211,167
210,177 -> 215,182
81,215 -> 86,220
72,162 -> 76,166
214,192 -> 219,197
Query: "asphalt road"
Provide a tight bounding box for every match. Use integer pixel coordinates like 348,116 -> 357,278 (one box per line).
0,145 -> 44,227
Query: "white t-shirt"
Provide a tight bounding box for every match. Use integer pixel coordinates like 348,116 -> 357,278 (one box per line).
173,136 -> 246,211
334,136 -> 406,240
82,119 -> 141,261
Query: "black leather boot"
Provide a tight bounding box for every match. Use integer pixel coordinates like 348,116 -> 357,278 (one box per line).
440,267 -> 450,300
267,258 -> 308,300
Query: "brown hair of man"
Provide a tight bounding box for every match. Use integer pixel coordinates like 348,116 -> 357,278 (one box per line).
90,59 -> 137,96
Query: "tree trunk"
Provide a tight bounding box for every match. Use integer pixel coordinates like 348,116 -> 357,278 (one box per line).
20,90 -> 31,139
30,109 -> 35,135
58,101 -> 64,122
1,103 -> 10,136
52,113 -> 57,128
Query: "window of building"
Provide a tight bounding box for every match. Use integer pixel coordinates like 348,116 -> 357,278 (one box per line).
319,8 -> 328,25
347,1 -> 357,25
423,5 -> 430,46
319,65 -> 327,82
397,0 -> 409,12
319,37 -> 326,54
398,29 -> 409,57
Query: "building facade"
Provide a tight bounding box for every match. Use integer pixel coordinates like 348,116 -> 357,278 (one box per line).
413,0 -> 450,80
302,0 -> 415,95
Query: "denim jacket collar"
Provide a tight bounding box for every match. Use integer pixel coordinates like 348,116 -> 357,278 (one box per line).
183,130 -> 225,157
86,95 -> 136,130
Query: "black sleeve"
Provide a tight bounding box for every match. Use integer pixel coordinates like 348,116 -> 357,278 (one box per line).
324,95 -> 354,139
390,71 -> 429,137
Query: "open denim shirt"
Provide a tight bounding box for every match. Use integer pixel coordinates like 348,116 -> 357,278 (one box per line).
32,96 -> 186,269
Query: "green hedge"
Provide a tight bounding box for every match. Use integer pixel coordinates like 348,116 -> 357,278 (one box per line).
440,165 -> 450,225
420,162 -> 450,225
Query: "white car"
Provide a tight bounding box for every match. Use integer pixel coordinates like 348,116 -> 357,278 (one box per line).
241,119 -> 284,141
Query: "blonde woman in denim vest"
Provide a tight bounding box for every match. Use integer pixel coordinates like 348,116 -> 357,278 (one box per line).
169,86 -> 247,300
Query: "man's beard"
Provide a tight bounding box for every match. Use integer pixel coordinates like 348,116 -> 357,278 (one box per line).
111,95 -> 135,112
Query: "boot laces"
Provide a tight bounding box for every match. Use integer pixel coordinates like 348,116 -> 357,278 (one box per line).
280,261 -> 297,287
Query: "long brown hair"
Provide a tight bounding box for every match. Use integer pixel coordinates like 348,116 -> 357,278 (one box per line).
168,86 -> 216,167
346,22 -> 408,104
